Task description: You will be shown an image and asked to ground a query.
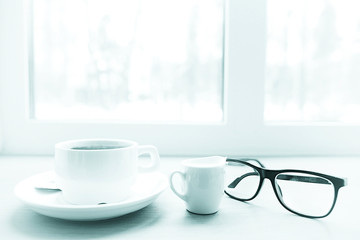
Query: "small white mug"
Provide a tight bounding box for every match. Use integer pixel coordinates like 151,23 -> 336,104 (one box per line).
55,139 -> 160,205
169,156 -> 226,215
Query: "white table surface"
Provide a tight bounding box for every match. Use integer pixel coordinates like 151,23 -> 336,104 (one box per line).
1,155 -> 359,240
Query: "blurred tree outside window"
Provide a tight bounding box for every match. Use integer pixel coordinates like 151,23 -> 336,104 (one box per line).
265,0 -> 360,123
31,0 -> 224,122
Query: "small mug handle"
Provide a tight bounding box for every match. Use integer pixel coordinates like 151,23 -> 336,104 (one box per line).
169,171 -> 187,201
137,145 -> 160,172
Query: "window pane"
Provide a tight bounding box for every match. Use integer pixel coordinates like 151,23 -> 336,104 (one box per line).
265,0 -> 360,123
31,0 -> 224,122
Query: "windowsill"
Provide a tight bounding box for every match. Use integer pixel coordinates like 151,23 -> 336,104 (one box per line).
1,155 -> 359,239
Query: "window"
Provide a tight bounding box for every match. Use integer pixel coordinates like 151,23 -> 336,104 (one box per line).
1,0 -> 360,156
30,0 -> 224,122
265,0 -> 360,123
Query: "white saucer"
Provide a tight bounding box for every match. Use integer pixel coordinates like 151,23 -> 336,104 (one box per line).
14,171 -> 168,221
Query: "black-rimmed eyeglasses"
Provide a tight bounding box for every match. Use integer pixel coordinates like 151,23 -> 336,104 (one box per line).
225,158 -> 347,218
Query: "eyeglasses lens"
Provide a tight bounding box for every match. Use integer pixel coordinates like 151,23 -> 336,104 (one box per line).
275,172 -> 335,217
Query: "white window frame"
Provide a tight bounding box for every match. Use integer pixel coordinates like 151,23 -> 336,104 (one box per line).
1,0 -> 360,156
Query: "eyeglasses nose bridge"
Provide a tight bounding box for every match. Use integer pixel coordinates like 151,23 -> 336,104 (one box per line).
261,169 -> 284,198
261,168 -> 278,181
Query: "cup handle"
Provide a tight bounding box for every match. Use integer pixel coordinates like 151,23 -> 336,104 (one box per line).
137,145 -> 160,172
169,171 -> 187,201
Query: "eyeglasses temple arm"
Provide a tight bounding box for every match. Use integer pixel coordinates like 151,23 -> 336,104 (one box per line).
276,174 -> 331,185
233,158 -> 266,168
227,172 -> 258,188
228,173 -> 332,189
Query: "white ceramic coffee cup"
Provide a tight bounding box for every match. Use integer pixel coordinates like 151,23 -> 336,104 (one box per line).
55,139 -> 160,205
169,156 -> 226,215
